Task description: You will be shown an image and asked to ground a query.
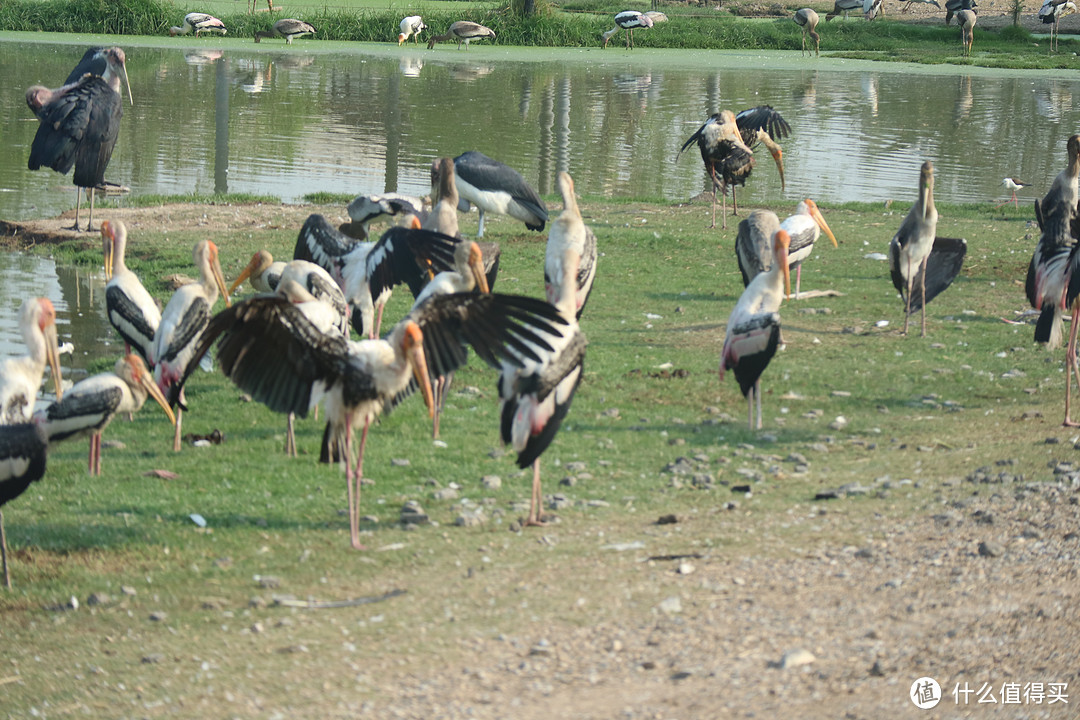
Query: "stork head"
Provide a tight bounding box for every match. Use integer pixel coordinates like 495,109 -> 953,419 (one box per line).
24,298 -> 63,402
104,47 -> 133,105
118,353 -> 176,425
230,249 -> 274,294
464,242 -> 490,294
918,161 -> 935,220
801,199 -> 838,247
195,239 -> 231,308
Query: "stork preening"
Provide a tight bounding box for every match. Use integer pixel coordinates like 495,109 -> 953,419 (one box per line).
36,354 -> 175,476
1040,134 -> 1080,223
170,13 -> 227,37
678,105 -> 790,229
398,16 -> 427,45
193,291 -> 569,548
602,10 -> 654,49
1040,0 -> 1077,51
0,298 -> 63,425
826,0 -> 863,20
426,21 -> 496,50
453,151 -> 548,238
341,193 -> 428,239
27,46 -> 132,232
721,229 -> 791,430
254,19 -> 316,44
957,8 -> 976,55
152,240 -> 230,451
102,220 -> 160,366
889,161 -> 966,337
0,422 -> 49,588
794,9 -> 821,56
996,177 -> 1030,209
945,0 -> 977,24
545,172 -> 597,319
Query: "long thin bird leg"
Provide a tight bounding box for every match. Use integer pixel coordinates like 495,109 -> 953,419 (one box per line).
524,459 -> 547,527
747,385 -> 754,430
709,166 -> 719,229
795,264 -> 803,299
173,408 -> 183,452
344,417 -> 358,549
92,433 -> 103,476
373,303 -> 387,340
68,188 -> 83,232
1065,308 -> 1080,426
350,417 -> 372,550
477,210 -> 487,238
920,256 -> 928,337
903,256 -> 914,335
756,378 -> 763,430
731,185 -> 739,219
86,187 -> 96,232
1,509 -> 9,589
286,413 -> 296,457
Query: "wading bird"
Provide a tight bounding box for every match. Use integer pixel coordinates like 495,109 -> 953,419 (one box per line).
889,161 -> 966,337
0,422 -> 49,588
721,229 -> 791,430
864,0 -> 884,20
193,291 -> 569,549
27,47 -> 132,231
426,21 -> 495,50
1039,134 -> 1080,223
996,177 -> 1030,209
102,220 -> 160,365
453,151 -> 548,237
427,158 -> 505,280
341,193 -> 428,239
152,240 -> 230,451
794,9 -> 821,56
826,0 -> 863,20
230,249 -> 286,295
678,105 -> 790,229
170,13 -> 227,37
0,298 -> 63,425
254,19 -> 316,44
602,10 -> 654,48
957,8 -> 976,54
398,16 -> 426,45
37,354 -> 175,476
1040,0 -> 1077,51
945,0 -> 977,24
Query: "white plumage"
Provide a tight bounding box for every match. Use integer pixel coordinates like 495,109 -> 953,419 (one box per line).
0,298 -> 62,425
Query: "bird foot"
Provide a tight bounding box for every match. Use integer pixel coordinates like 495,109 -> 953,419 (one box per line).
522,517 -> 549,527
1064,418 -> 1080,428
350,539 -> 368,551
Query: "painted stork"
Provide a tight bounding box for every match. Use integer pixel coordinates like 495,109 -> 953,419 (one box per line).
398,16 -> 427,45
0,298 -> 63,425
602,10 -> 654,49
27,47 -> 131,232
341,193 -> 428,240
1040,0 -> 1076,51
152,240 -> 230,451
0,422 -> 49,588
453,151 -> 548,238
192,291 -> 569,549
889,161 -> 966,337
721,229 -> 791,430
864,0 -> 884,21
957,9 -> 976,54
794,9 -> 821,56
427,157 -> 463,238
36,354 -> 175,476
826,0 -> 863,20
678,105 -> 790,229
780,199 -> 838,297
102,220 -> 160,365
945,0 -> 977,24
170,13 -> 227,37
278,260 -> 350,336
996,177 -> 1030,209
426,21 -> 496,50
254,18 -> 316,44
230,249 -> 286,295
545,172 -> 597,319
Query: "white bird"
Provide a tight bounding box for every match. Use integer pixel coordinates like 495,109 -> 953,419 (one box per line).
957,8 -> 976,55
36,354 -> 175,476
0,298 -> 63,425
794,9 -> 821,56
602,10 -> 654,49
544,172 -> 597,319
426,21 -> 496,50
341,192 -> 428,239
170,13 -> 227,37
996,177 -> 1030,209
453,151 -> 548,238
195,291 -> 569,549
152,240 -> 230,451
254,18 -> 316,44
0,421 -> 49,588
1040,0 -> 1077,52
277,259 -> 350,336
398,16 -> 427,45
230,249 -> 286,295
779,199 -> 838,297
721,229 -> 791,430
102,220 -> 160,365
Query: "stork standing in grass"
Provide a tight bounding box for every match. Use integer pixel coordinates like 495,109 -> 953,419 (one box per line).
102,220 -> 160,365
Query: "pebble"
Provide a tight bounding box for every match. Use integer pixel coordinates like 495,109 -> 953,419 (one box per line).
86,592 -> 110,606
149,611 -> 167,622
121,585 -> 137,597
481,475 -> 502,490
455,510 -> 486,528
432,488 -> 459,501
141,654 -> 165,664
565,461 -> 587,472
401,501 -> 431,525
779,648 -> 816,669
560,476 -> 577,487
978,541 -> 1005,558
255,575 -> 281,589
677,562 -> 695,575
391,458 -> 410,467
656,596 -> 682,615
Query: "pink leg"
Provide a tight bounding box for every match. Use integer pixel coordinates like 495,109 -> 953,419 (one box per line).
1,509 -> 9,589
1065,309 -> 1080,426
372,303 -> 386,340
920,257 -> 928,337
795,264 -> 803,299
343,416 -> 359,549
94,433 -> 103,476
173,408 -> 183,452
286,413 -> 296,457
350,417 -> 371,550
524,459 -> 547,527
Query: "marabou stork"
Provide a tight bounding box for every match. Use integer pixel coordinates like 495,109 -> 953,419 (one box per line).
736,210 -> 781,288
721,229 -> 791,430
957,9 -> 976,54
545,172 -> 597,319
36,354 -> 175,476
102,220 -> 160,365
0,298 -> 63,425
678,105 -> 790,230
254,19 -> 316,44
230,249 -> 286,295
341,193 -> 428,240
398,16 -> 427,45
427,157 -> 463,238
27,47 -> 132,232
826,0 -> 863,20
152,240 -> 230,451
170,13 -> 227,37
780,199 -> 838,297
996,177 -> 1030,209
889,161 -> 966,337
794,9 -> 821,56
453,151 -> 548,238
602,10 -> 654,49
192,291 -> 570,548
426,21 -> 496,50
945,0 -> 976,24
0,422 -> 49,588
1040,0 -> 1077,51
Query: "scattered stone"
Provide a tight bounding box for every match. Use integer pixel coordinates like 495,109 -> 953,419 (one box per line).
529,639 -> 554,657
656,514 -> 678,525
565,461 -> 588,472
828,416 -> 848,430
677,562 -> 695,575
548,494 -> 572,510
481,475 -> 502,490
142,654 -> 165,664
559,476 -> 578,487
724,501 -> 739,511
455,510 -> 486,528
978,541 -> 1005,558
149,611 -> 167,622
779,648 -> 816,669
432,487 -> 459,501
656,596 -> 682,615
391,458 -> 410,467
86,592 -> 110,607
400,501 -> 431,525
121,585 -> 137,597
255,575 -> 281,589
731,484 -> 752,494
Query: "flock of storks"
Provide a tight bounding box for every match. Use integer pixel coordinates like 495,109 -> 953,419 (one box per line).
2,8 -> 1077,587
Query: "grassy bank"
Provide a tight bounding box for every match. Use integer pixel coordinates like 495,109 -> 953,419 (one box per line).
1,0 -> 1076,69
